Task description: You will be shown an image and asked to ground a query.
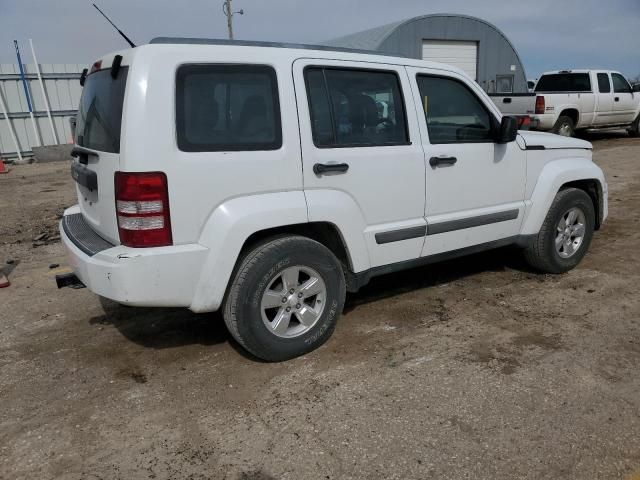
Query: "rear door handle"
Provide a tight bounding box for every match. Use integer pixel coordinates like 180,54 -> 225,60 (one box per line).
429,156 -> 457,167
313,163 -> 349,175
615,97 -> 620,102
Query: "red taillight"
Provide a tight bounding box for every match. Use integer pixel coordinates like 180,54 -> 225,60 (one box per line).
114,172 -> 172,247
518,116 -> 531,129
535,96 -> 545,115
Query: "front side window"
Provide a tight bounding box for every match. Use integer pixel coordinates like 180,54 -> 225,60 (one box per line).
176,64 -> 282,152
416,75 -> 494,144
612,73 -> 632,93
304,67 -> 409,147
597,73 -> 611,93
535,73 -> 591,92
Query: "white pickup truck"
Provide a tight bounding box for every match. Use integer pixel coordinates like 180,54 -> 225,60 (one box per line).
492,70 -> 640,137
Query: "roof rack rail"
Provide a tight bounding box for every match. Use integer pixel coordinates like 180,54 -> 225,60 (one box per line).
149,37 -> 411,59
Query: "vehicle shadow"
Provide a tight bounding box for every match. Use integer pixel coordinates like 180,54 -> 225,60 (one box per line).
89,299 -> 230,349
344,246 -> 530,313
576,129 -> 633,141
89,246 -> 531,354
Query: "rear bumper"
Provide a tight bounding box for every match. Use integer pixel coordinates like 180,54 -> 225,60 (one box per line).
60,207 -> 208,308
531,114 -> 556,131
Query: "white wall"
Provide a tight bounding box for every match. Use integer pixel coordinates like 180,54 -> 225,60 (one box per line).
0,63 -> 84,159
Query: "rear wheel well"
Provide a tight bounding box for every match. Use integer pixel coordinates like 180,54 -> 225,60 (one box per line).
240,222 -> 353,271
559,109 -> 579,126
560,179 -> 602,229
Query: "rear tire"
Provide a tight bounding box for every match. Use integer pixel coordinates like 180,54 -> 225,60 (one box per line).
223,236 -> 345,362
523,188 -> 595,274
552,115 -> 575,137
628,113 -> 640,137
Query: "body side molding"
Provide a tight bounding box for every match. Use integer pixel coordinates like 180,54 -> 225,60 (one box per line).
427,209 -> 519,235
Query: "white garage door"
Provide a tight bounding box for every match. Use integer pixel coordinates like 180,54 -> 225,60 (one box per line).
422,40 -> 478,80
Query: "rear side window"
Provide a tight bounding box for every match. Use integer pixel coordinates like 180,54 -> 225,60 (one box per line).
611,73 -> 632,93
304,67 -> 409,148
535,73 -> 591,92
416,75 -> 494,144
597,73 -> 611,93
176,64 -> 282,152
76,67 -> 128,153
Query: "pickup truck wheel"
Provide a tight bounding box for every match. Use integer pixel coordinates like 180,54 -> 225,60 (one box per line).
523,188 -> 595,274
552,116 -> 575,137
628,114 -> 640,137
223,236 -> 345,362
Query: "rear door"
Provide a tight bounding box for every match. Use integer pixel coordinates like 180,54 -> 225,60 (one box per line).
406,67 -> 526,257
73,61 -> 128,244
594,72 -> 614,125
292,59 -> 426,268
611,73 -> 637,123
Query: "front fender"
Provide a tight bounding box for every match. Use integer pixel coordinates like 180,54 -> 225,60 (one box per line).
190,191 -> 308,312
520,157 -> 607,235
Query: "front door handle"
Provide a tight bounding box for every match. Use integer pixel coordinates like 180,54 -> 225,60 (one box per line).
429,156 -> 457,167
313,163 -> 349,175
615,96 -> 620,102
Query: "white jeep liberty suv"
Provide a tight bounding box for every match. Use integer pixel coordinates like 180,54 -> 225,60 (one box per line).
59,39 -> 608,361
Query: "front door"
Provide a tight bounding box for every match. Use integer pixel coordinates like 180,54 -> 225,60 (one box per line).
406,67 -> 526,257
293,59 -> 426,269
611,73 -> 637,123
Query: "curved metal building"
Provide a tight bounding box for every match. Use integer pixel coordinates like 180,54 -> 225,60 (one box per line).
324,14 -> 528,94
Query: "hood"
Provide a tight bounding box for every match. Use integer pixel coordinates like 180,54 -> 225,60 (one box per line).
517,130 -> 592,151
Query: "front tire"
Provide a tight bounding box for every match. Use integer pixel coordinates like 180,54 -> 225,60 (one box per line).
223,236 -> 346,362
523,188 -> 595,274
552,115 -> 575,137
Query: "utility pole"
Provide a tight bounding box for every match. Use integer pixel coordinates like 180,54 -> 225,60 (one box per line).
222,0 -> 243,40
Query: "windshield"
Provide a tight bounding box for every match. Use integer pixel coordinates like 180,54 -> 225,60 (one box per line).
535,73 -> 591,93
75,67 -> 128,153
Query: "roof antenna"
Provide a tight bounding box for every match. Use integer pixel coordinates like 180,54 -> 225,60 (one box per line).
92,3 -> 136,48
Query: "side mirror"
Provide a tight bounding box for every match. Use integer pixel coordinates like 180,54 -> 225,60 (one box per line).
496,116 -> 518,144
633,83 -> 640,93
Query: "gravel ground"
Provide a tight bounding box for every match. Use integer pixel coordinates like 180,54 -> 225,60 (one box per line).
1,132 -> 639,480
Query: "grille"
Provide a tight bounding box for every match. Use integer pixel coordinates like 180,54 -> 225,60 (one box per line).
62,213 -> 114,257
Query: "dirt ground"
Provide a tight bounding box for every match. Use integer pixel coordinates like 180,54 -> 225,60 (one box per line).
1,132 -> 640,480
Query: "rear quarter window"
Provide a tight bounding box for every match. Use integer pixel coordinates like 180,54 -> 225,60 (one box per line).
535,73 -> 591,93
176,64 -> 282,152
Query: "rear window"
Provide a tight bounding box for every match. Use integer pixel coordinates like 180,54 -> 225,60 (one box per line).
176,64 -> 282,152
304,66 -> 409,148
75,67 -> 128,153
535,73 -> 591,93
597,73 -> 611,93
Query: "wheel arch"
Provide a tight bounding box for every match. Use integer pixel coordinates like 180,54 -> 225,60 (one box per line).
558,108 -> 580,127
241,221 -> 354,271
189,190 -> 369,312
521,158 -> 606,236
559,179 -> 604,230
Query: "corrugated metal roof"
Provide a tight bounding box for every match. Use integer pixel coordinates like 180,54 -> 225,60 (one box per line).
322,19 -> 405,51
323,14 -> 514,52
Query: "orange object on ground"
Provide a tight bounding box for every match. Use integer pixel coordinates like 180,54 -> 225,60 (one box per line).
0,158 -> 9,174
0,273 -> 9,288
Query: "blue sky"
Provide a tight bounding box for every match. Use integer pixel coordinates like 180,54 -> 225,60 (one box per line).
1,0 -> 639,80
